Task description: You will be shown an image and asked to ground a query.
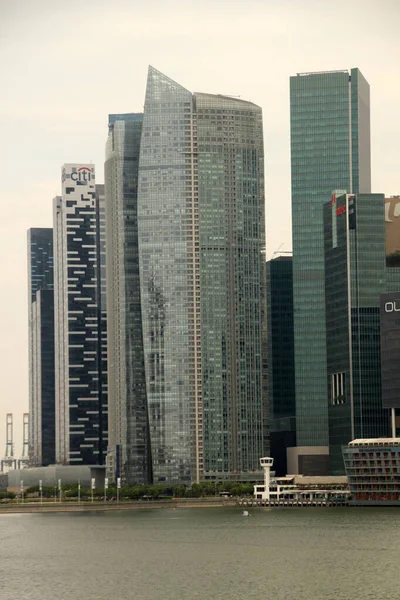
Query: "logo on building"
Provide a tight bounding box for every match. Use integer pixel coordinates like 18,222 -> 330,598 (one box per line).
385,301 -> 400,313
71,167 -> 92,185
336,205 -> 346,216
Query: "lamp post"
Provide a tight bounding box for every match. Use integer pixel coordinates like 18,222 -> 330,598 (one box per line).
78,480 -> 81,505
104,478 -> 108,503
58,479 -> 62,503
39,480 -> 42,505
20,480 -> 24,504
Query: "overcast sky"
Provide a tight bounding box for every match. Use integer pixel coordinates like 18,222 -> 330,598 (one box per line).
0,0 -> 399,452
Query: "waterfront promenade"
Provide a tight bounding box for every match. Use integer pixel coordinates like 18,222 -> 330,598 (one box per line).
0,496 -> 353,514
0,497 -> 237,514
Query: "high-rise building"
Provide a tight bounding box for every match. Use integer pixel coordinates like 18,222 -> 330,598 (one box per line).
267,256 -> 296,476
106,66 -> 267,485
105,113 -> 152,485
27,228 -> 55,466
324,193 -> 400,473
290,69 -> 371,474
381,291 -> 400,436
54,165 -> 108,466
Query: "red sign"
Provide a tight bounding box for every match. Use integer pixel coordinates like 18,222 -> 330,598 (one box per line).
336,206 -> 346,216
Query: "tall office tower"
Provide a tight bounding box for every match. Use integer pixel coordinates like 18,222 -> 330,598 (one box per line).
267,256 -> 296,476
54,165 -> 108,466
105,113 -> 152,485
290,69 -> 371,475
106,66 -> 267,485
324,193 -> 400,474
195,85 -> 267,483
27,228 -> 55,466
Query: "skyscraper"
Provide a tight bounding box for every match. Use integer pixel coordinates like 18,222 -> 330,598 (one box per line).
290,69 -> 371,474
105,114 -> 152,484
324,193 -> 398,473
267,256 -> 296,476
54,165 -> 108,466
106,66 -> 267,485
27,228 -> 55,466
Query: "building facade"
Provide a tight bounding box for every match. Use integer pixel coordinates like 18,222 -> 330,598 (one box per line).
54,165 -> 108,466
380,291 -> 400,434
267,256 -> 296,476
106,67 -> 267,485
380,193 -> 400,435
290,69 -> 371,474
343,438 -> 400,505
324,193 -> 400,473
105,113 -> 152,485
27,228 -> 55,466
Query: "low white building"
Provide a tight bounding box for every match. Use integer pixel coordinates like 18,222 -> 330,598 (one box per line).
254,457 -> 348,502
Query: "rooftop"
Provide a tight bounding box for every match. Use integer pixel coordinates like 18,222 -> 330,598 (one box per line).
348,438 -> 400,447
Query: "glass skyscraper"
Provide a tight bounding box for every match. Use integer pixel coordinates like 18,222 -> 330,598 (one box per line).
196,89 -> 267,482
27,228 -> 55,466
325,193 -> 400,474
267,256 -> 296,476
105,114 -> 152,484
290,69 -> 371,474
324,194 -> 392,473
106,67 -> 267,485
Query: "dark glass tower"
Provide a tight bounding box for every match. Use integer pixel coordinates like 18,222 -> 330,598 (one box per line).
54,165 -> 108,466
324,193 -> 400,473
290,69 -> 371,474
27,228 -> 55,466
267,256 -> 296,476
105,114 -> 152,485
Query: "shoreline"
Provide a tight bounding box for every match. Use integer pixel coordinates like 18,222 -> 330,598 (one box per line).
0,498 -> 237,514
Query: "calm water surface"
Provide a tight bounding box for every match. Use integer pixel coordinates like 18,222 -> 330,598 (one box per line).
1,507 -> 399,600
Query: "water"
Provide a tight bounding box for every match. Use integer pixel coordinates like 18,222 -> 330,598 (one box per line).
1,507 -> 399,600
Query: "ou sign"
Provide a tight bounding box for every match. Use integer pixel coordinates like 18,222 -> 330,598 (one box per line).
385,301 -> 400,312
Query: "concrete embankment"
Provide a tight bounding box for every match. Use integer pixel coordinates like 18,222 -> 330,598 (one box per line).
0,498 -> 237,514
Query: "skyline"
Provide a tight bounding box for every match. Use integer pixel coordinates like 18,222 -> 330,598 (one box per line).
1,0 -> 399,450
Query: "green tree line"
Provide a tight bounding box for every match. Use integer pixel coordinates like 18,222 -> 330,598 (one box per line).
22,481 -> 254,500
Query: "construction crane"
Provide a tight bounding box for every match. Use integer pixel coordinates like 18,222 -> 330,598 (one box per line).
272,243 -> 292,258
18,413 -> 30,469
1,414 -> 17,472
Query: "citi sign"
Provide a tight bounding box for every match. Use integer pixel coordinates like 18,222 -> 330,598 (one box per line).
384,301 -> 400,313
71,167 -> 92,184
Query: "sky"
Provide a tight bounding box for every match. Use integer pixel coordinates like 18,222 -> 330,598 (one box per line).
0,0 -> 399,453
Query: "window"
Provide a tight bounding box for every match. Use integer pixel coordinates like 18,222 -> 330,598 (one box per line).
331,372 -> 346,405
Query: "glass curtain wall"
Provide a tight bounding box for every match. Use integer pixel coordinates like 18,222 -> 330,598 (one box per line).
290,69 -> 371,468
